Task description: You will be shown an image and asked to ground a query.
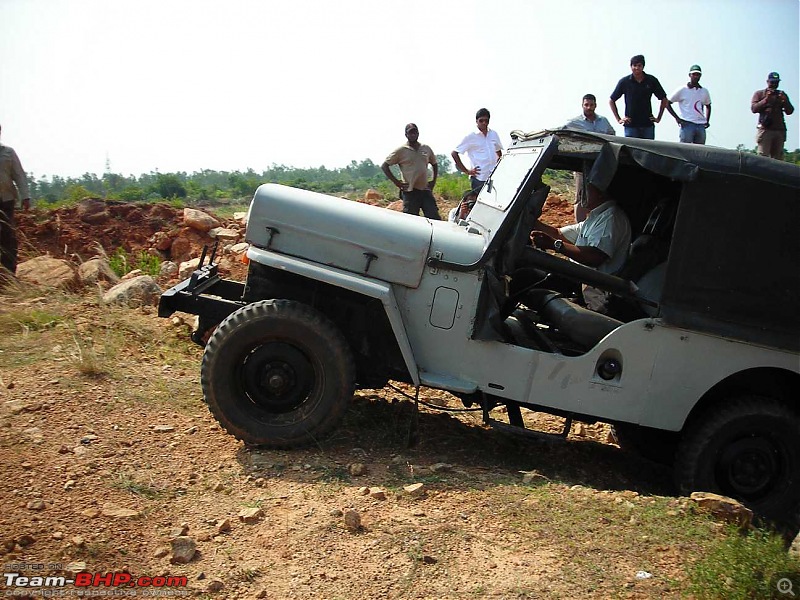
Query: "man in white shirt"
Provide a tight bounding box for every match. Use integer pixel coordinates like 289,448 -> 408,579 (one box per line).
665,65 -> 712,144
528,183 -> 631,311
451,108 -> 504,192
531,184 -> 631,275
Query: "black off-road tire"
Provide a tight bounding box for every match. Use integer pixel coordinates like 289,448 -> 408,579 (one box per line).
674,396 -> 800,537
201,299 -> 355,448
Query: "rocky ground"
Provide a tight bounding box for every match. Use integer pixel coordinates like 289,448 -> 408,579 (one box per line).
1,192 -> 794,599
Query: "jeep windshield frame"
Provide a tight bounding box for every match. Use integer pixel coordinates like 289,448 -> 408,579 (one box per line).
427,134 -> 558,272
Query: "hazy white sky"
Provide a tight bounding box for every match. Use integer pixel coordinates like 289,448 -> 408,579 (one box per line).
1,0 -> 798,178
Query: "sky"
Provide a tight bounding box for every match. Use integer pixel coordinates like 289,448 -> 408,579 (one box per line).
1,0 -> 798,180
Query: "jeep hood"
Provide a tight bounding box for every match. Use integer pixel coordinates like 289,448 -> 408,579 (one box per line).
246,184 -> 432,288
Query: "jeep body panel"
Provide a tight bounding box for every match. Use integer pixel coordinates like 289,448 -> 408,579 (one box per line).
246,184 -> 432,288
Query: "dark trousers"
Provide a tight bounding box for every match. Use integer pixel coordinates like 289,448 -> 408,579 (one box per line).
402,189 -> 441,220
0,201 -> 18,274
470,176 -> 486,193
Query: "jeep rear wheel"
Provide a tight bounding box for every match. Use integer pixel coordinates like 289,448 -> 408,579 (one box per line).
201,299 -> 354,448
675,396 -> 800,536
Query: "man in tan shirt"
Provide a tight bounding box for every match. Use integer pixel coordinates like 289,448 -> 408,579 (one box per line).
0,124 -> 31,276
381,123 -> 440,219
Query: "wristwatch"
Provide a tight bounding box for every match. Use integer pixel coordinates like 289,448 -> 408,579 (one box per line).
553,239 -> 564,253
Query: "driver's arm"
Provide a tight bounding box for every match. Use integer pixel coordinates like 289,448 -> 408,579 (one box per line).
559,243 -> 608,268
531,220 -> 563,240
531,228 -> 609,268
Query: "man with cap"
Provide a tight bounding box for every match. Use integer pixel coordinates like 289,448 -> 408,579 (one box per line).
609,54 -> 668,139
451,108 -> 504,192
665,65 -> 712,144
381,123 -> 441,219
751,72 -> 794,160
0,124 -> 31,277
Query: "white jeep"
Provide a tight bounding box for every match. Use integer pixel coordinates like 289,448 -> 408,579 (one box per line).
159,130 -> 800,534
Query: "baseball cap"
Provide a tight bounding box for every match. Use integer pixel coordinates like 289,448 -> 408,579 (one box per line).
405,123 -> 418,133
689,65 -> 702,74
767,72 -> 781,81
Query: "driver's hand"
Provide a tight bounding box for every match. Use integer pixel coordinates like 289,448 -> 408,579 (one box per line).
530,231 -> 553,250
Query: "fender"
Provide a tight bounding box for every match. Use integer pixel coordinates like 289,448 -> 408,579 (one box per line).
247,246 -> 421,386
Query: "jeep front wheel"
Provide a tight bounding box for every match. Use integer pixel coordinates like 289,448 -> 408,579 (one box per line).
674,396 -> 800,536
201,299 -> 355,448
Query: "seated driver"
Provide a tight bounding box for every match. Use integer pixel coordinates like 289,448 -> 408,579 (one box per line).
520,183 -> 631,311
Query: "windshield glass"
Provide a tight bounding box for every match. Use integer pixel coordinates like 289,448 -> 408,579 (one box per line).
477,146 -> 544,211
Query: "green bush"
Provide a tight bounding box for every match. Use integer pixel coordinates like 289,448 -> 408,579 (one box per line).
109,248 -> 162,278
689,527 -> 800,599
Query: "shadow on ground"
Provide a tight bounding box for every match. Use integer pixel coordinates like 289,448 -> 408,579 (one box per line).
233,392 -> 676,498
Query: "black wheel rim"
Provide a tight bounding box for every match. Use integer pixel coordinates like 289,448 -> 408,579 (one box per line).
716,435 -> 783,500
239,342 -> 314,413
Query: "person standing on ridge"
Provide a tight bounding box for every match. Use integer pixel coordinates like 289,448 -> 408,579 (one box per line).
381,123 -> 441,219
665,65 -> 712,144
609,54 -> 668,139
0,124 -> 31,277
563,94 -> 616,221
452,108 -> 504,192
751,71 -> 794,160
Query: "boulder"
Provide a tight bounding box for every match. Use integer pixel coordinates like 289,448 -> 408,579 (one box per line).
76,199 -> 110,224
364,189 -> 383,201
16,256 -> 77,289
208,227 -> 240,242
690,492 -> 753,529
238,507 -> 264,524
183,208 -> 220,232
169,536 -> 197,564
78,258 -> 120,287
344,510 -> 361,531
227,242 -> 249,255
178,258 -> 201,279
151,231 -> 173,252
233,211 -> 248,225
160,261 -> 179,277
170,237 -> 192,262
102,275 -> 162,307
385,200 -> 403,212
120,269 -> 144,281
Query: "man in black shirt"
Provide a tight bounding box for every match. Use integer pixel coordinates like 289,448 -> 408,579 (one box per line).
609,55 -> 668,139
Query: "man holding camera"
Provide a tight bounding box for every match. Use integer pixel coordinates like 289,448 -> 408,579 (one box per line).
751,72 -> 794,160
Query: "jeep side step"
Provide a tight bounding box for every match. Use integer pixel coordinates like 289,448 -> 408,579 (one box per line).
484,399 -> 573,443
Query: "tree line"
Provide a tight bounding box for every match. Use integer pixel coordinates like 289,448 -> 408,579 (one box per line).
27,156 -> 463,206
26,147 -> 798,207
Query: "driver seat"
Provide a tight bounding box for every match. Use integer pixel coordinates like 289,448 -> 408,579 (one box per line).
616,197 -> 676,282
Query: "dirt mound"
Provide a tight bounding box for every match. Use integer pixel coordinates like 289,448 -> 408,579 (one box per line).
15,194 -> 573,286
17,201 -> 185,261
16,200 -> 249,282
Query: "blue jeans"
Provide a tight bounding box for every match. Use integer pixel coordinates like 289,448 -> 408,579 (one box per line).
679,122 -> 707,144
470,176 -> 486,193
624,125 -> 655,139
